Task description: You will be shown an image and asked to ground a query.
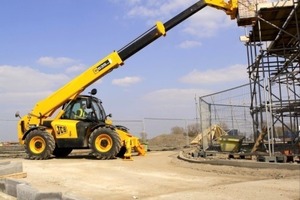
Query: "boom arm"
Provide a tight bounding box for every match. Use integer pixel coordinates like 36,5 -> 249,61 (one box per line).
25,0 -> 238,126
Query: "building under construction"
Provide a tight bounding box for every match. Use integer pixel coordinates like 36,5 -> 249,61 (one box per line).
240,0 -> 299,155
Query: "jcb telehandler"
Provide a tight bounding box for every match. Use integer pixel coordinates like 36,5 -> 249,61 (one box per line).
16,0 -> 238,160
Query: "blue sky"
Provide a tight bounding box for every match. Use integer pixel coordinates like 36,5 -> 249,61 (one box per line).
0,0 -> 249,141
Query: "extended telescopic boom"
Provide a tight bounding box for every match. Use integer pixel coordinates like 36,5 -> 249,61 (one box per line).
23,0 -> 237,127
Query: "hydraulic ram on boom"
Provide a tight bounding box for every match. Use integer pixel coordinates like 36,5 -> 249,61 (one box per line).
17,0 -> 238,160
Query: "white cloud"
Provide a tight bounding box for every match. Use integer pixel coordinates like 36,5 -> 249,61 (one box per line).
119,1 -> 234,38
109,0 -> 142,6
126,0 -> 194,18
0,65 -> 71,141
182,7 -> 234,38
110,0 -> 236,41
65,64 -> 86,74
127,0 -> 141,5
37,56 -> 77,67
143,88 -> 210,104
159,0 -> 194,15
0,65 -> 69,92
127,5 -> 158,18
37,56 -> 86,76
112,76 -> 142,87
178,40 -> 201,49
180,64 -> 248,84
141,88 -> 212,118
0,65 -> 70,110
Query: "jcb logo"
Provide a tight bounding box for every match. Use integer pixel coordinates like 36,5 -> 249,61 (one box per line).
93,59 -> 111,74
56,125 -> 67,135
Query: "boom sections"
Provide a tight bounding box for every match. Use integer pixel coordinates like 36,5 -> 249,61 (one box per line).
117,0 -> 238,61
26,0 -> 238,126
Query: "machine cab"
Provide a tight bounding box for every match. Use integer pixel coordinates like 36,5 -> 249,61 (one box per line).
61,96 -> 107,122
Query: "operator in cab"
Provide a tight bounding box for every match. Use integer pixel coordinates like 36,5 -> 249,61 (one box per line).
75,103 -> 87,119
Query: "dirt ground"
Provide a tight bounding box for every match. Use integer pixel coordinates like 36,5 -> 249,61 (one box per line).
2,150 -> 300,200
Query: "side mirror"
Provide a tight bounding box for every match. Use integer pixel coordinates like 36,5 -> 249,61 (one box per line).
106,113 -> 112,118
89,88 -> 97,95
15,111 -> 21,119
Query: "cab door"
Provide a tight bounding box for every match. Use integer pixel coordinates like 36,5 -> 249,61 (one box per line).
53,99 -> 90,148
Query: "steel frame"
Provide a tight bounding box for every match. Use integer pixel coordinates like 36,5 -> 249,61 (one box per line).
246,0 -> 299,154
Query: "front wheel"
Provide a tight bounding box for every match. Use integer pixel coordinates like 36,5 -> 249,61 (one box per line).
88,127 -> 121,159
24,129 -> 55,160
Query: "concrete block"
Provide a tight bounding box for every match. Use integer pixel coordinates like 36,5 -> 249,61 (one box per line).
63,194 -> 88,200
35,192 -> 62,200
16,184 -> 38,200
17,184 -> 62,200
266,156 -> 276,163
0,179 -> 5,192
0,162 -> 23,176
276,155 -> 287,163
5,179 -> 25,197
257,155 -> 277,162
0,161 -> 11,165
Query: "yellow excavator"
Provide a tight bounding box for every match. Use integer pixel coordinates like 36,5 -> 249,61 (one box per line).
16,0 -> 238,160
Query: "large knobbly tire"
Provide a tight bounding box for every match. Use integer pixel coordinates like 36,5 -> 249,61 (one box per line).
88,127 -> 121,159
24,129 -> 55,160
53,147 -> 73,158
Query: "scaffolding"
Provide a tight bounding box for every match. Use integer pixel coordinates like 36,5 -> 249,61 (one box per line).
243,0 -> 300,154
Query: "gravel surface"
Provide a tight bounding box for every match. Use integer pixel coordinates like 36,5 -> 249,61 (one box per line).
1,150 -> 299,200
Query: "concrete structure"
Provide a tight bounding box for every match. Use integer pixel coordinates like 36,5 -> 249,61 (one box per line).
0,161 -> 85,200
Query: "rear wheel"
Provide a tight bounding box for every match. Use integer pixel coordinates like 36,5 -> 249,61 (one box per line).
24,129 -> 55,160
88,127 -> 121,159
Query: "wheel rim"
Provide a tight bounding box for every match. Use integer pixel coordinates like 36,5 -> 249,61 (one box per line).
29,136 -> 46,154
95,134 -> 113,153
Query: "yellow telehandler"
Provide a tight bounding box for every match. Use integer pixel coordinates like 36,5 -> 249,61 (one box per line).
16,0 -> 238,160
